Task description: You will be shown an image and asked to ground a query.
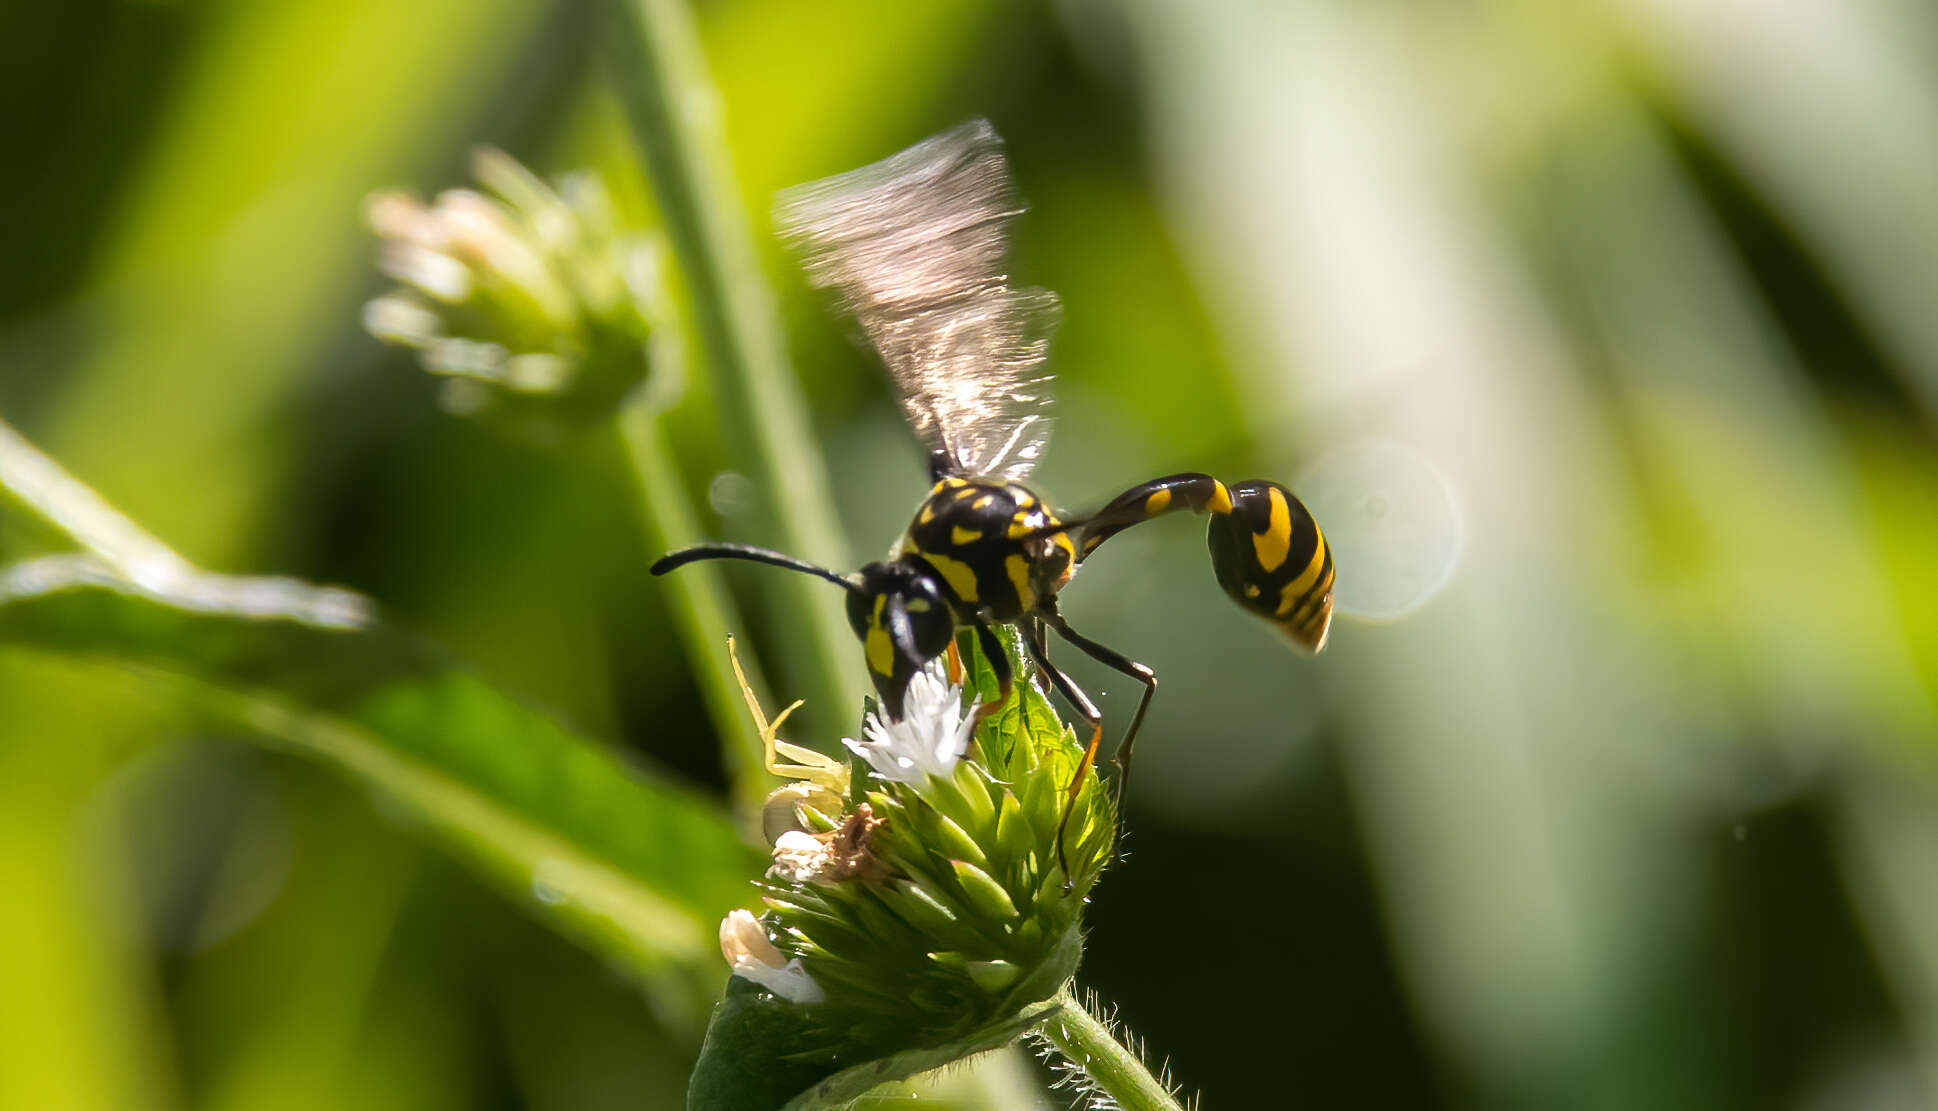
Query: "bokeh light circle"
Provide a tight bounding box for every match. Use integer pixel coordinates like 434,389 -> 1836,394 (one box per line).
1297,439 -> 1464,621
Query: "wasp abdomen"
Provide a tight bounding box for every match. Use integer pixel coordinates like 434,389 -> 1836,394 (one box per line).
1207,480 -> 1334,652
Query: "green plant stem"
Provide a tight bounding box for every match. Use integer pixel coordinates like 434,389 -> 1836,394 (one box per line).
0,415 -> 190,583
1038,984 -> 1191,1111
598,0 -> 865,739
618,403 -> 770,822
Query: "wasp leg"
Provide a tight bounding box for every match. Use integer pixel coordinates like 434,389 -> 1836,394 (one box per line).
1018,622 -> 1104,886
965,617 -> 1012,757
945,639 -> 965,686
1073,473 -> 1234,563
1041,611 -> 1157,821
1027,615 -> 1050,673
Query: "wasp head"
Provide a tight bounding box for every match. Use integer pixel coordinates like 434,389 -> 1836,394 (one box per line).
846,561 -> 957,719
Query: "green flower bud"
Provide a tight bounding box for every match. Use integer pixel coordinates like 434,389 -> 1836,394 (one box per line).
361,148 -> 662,438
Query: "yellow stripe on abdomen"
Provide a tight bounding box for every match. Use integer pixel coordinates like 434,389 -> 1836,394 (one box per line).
1251,487 -> 1294,573
1274,534 -> 1328,615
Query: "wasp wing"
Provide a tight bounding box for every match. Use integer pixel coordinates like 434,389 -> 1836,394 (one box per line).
775,119 -> 1059,481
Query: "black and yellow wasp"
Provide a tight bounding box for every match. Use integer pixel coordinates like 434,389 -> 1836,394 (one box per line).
652,120 -> 1334,830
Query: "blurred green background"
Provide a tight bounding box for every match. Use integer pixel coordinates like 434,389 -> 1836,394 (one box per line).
5,0 -> 1938,1107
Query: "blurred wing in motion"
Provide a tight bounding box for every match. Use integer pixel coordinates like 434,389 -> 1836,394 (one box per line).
1298,440 -> 1464,621
775,119 -> 1060,480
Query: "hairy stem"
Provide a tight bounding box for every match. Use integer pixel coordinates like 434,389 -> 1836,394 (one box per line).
597,0 -> 864,738
617,404 -> 770,821
1038,984 -> 1192,1111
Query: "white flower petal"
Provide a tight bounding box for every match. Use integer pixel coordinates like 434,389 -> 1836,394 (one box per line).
842,661 -> 977,787
735,957 -> 826,1004
717,909 -> 825,1003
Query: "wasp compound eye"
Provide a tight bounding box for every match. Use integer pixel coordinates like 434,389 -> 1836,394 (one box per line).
1207,480 -> 1335,653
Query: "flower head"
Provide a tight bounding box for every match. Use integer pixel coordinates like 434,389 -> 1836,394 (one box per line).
691,631 -> 1117,1100
362,148 -> 662,435
842,660 -> 978,785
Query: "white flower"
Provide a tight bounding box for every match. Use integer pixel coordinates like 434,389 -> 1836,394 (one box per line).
842,661 -> 979,785
719,909 -> 824,1004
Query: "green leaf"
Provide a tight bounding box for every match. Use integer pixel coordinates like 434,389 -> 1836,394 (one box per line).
0,556 -> 762,988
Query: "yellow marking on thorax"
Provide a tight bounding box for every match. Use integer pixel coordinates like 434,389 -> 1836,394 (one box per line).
1207,480 -> 1233,515
919,501 -> 937,525
866,626 -> 895,676
1005,553 -> 1035,611
1007,510 -> 1049,540
950,526 -> 982,547
919,550 -> 980,603
1145,488 -> 1172,515
972,494 -> 994,510
1049,533 -> 1077,589
1251,487 -> 1293,573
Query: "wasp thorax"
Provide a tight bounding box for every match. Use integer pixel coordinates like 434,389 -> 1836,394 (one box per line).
898,478 -> 1075,621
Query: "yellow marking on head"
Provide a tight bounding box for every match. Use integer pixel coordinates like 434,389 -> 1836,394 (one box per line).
1145,488 -> 1172,515
1251,487 -> 1293,573
866,593 -> 894,675
865,625 -> 896,676
950,526 -> 982,547
1207,480 -> 1233,515
954,486 -> 979,501
919,501 -> 937,525
972,494 -> 994,510
941,477 -> 968,490
906,597 -> 931,613
1014,490 -> 1036,508
1005,553 -> 1035,610
919,550 -> 980,603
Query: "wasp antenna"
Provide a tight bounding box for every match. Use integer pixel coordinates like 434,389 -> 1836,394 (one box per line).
650,544 -> 859,593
